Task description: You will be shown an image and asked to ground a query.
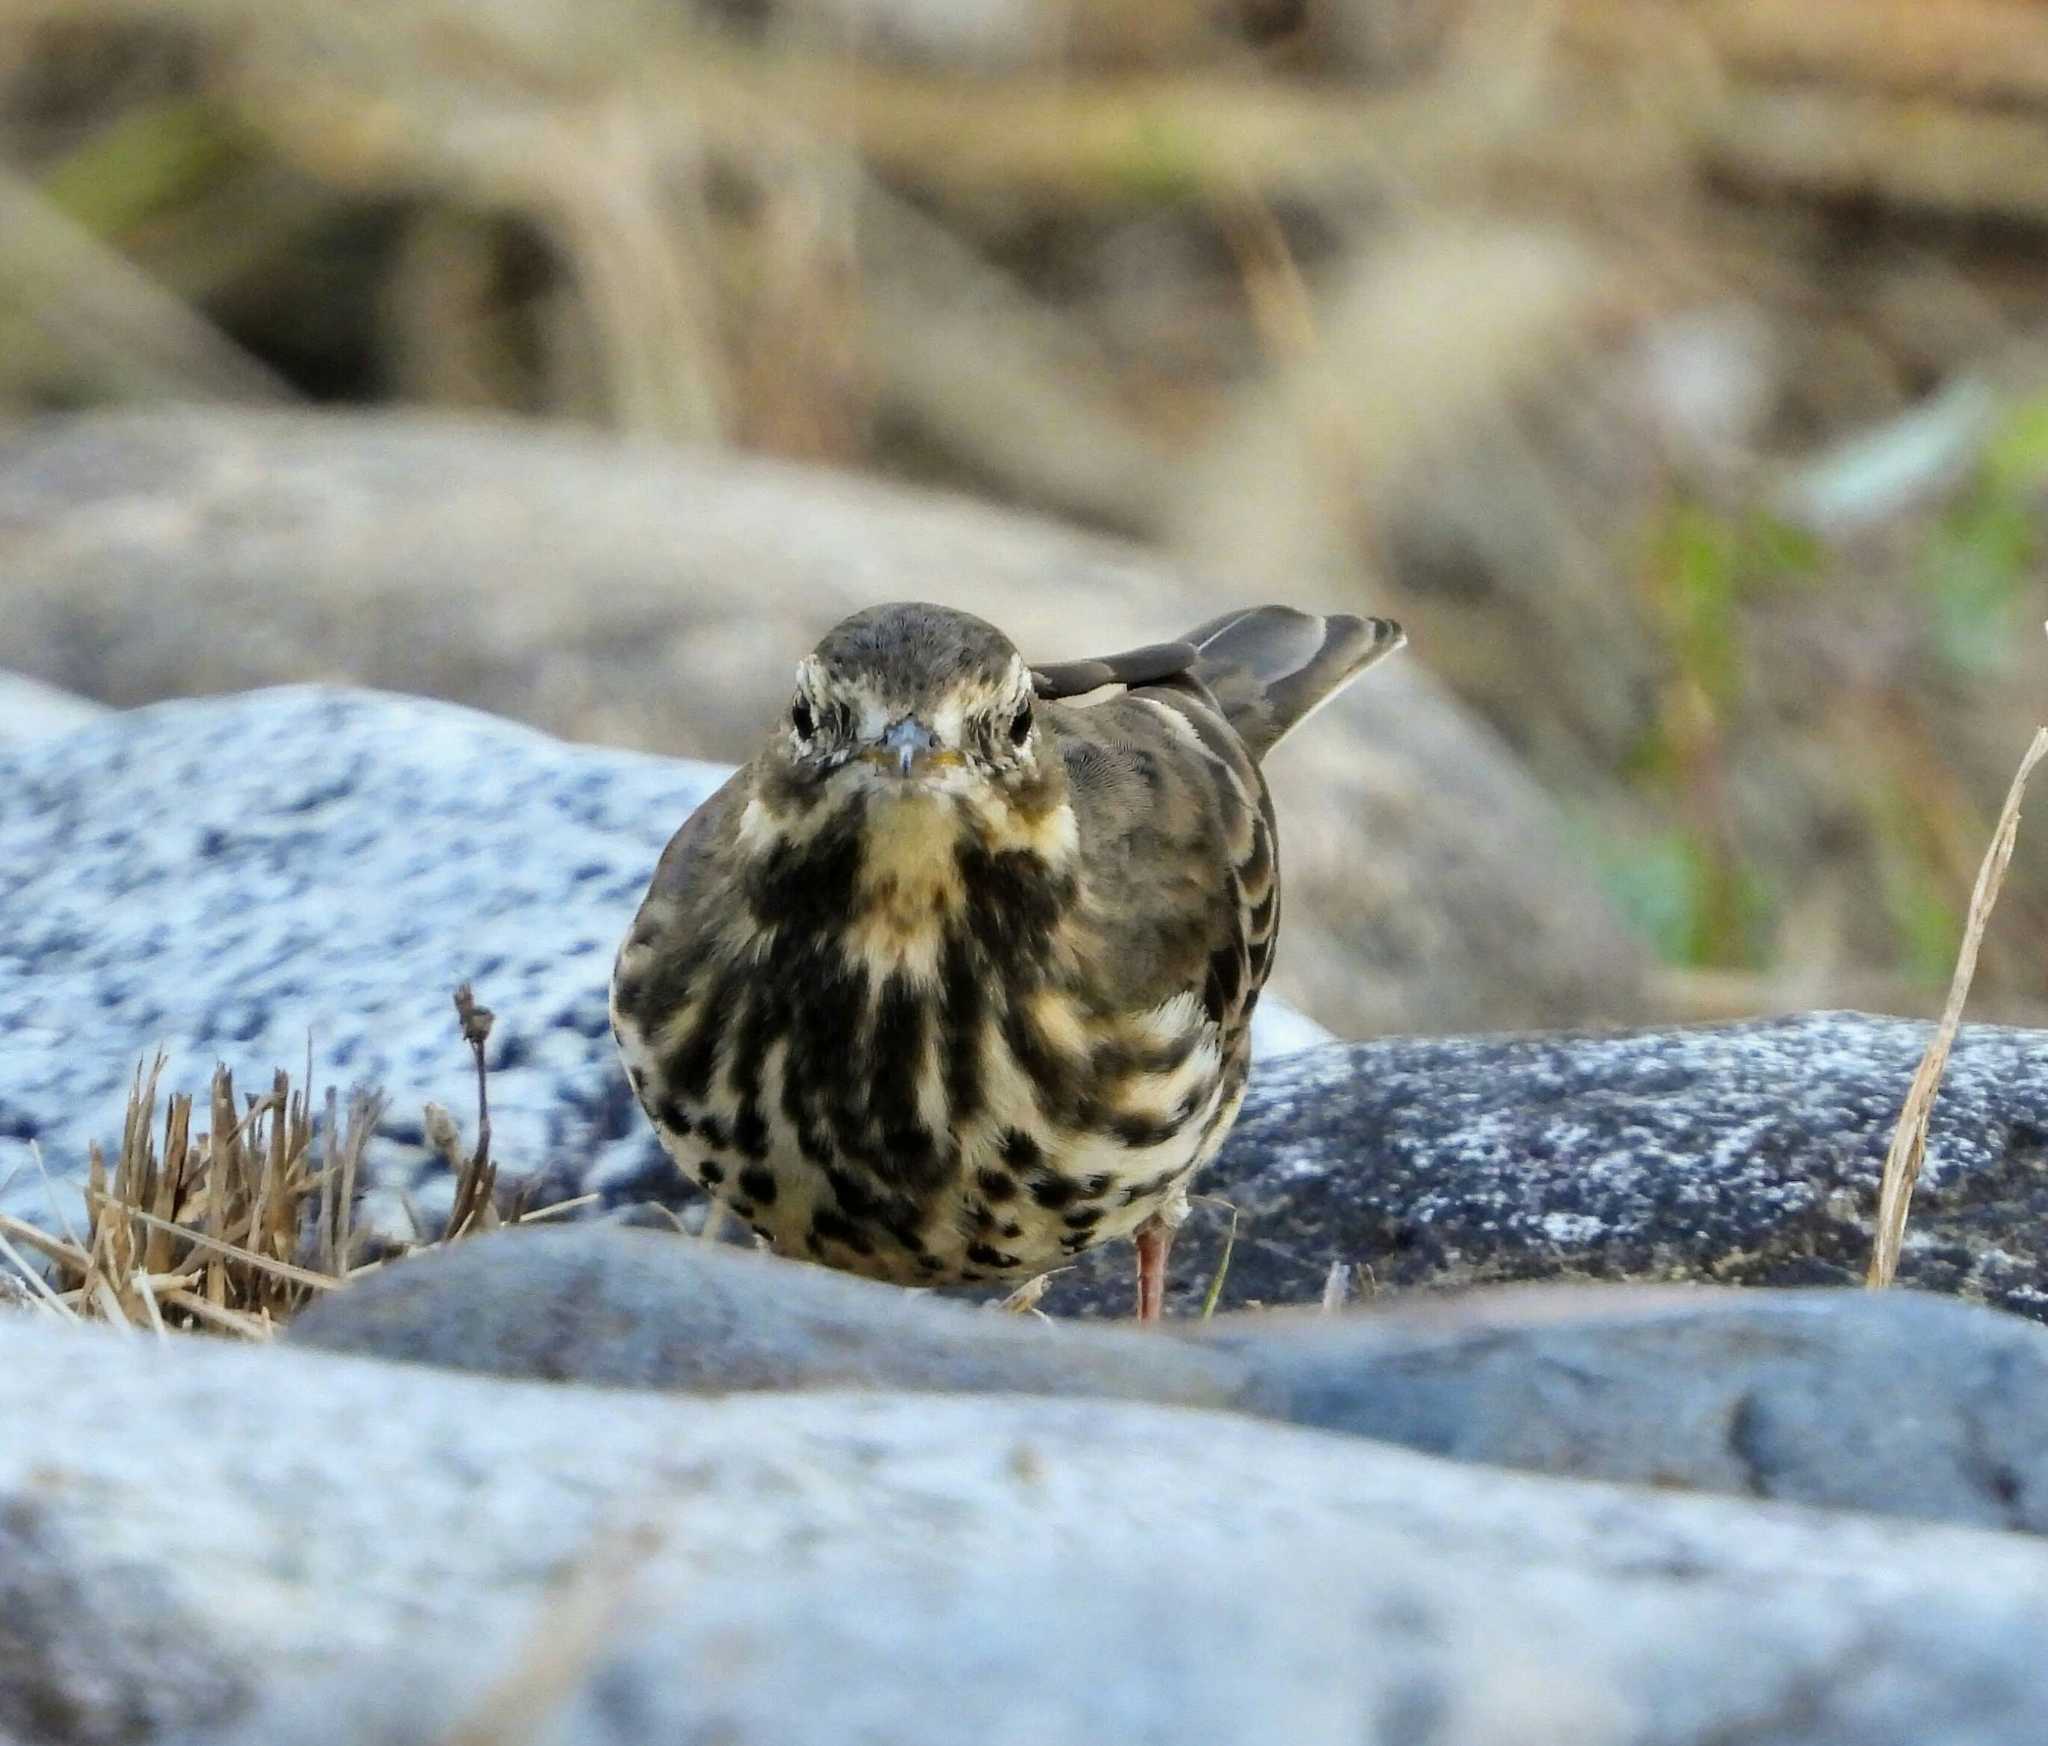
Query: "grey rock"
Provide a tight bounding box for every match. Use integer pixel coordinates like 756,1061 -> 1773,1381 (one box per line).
0,685 -> 1314,1234
0,1496 -> 248,1746
0,405 -> 1648,1036
12,1312 -> 2048,1745
1217,1283 -> 2048,1533
291,1222 -> 1245,1405
1040,1009 -> 2048,1320
289,1223 -> 2048,1534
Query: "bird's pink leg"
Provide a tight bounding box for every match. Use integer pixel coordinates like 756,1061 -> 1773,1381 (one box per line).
1133,1216 -> 1175,1323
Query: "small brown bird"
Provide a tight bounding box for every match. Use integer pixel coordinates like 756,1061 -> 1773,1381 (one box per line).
611,602 -> 1402,1319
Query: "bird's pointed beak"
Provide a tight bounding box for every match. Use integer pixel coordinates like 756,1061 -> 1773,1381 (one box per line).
879,717 -> 939,778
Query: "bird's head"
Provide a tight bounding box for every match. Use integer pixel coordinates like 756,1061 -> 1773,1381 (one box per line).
767,603 -> 1052,803
740,605 -> 1076,942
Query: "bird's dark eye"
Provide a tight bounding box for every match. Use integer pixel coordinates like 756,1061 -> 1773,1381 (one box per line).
791,696 -> 816,739
1008,701 -> 1032,746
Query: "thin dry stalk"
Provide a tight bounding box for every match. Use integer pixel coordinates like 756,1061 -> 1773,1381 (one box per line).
437,1522 -> 666,1746
89,1195 -> 341,1294
522,1193 -> 601,1223
0,1228 -> 79,1321
26,1142 -> 84,1253
446,983 -> 500,1240
161,1289 -> 272,1338
1319,1257 -> 1351,1314
0,1213 -> 89,1274
1868,725 -> 2048,1287
1195,1195 -> 1241,1321
133,1271 -> 169,1337
329,1087 -> 381,1271
997,1271 -> 1057,1316
318,1085 -> 340,1276
90,1278 -> 134,1333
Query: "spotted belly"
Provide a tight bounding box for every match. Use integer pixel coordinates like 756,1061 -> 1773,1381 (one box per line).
610,973 -> 1239,1286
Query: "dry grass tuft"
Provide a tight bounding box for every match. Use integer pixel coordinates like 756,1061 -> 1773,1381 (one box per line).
0,985 -> 587,1337
1869,720 -> 2048,1288
0,1055 -> 373,1337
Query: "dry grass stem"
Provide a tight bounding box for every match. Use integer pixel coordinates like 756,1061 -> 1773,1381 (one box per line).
446,982 -> 503,1240
521,1193 -> 602,1223
1869,724 -> 2048,1287
0,1228 -> 80,1320
0,1213 -> 90,1273
997,1271 -> 1057,1316
437,1521 -> 666,1746
1319,1258 -> 1351,1314
86,1193 -> 343,1293
1196,1195 -> 1241,1320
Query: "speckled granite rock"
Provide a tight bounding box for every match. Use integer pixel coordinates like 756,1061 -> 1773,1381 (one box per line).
14,1313 -> 2048,1746
289,1224 -> 2048,1534
0,670 -> 104,743
0,685 -> 1320,1236
1039,1010 -> 2048,1319
0,405 -> 1649,1036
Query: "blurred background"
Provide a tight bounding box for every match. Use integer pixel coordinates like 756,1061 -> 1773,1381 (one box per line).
2,0 -> 2046,1039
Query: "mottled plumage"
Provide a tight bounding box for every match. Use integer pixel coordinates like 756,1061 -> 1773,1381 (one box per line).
611,602 -> 1402,1316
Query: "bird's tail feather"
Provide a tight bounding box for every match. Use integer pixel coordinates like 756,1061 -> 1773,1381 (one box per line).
1182,606 -> 1404,761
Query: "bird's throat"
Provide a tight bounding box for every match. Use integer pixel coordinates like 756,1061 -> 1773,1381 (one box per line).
811,787 -> 957,988
859,789 -> 969,912
841,786 -> 1077,984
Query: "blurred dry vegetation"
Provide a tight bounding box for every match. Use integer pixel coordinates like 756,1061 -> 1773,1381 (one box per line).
3,0 -> 2048,1021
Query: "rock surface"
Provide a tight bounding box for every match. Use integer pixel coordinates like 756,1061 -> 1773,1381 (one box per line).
0,671 -> 104,744
292,1223 -> 2048,1534
0,684 -> 1317,1236
1042,1008 -> 2048,1319
12,1311 -> 2048,1745
0,406 -> 1648,1036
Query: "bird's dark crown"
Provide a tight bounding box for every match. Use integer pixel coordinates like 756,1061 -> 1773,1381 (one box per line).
808,602 -> 1022,705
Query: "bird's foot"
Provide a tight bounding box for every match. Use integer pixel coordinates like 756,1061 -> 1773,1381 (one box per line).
1133,1216 -> 1175,1323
